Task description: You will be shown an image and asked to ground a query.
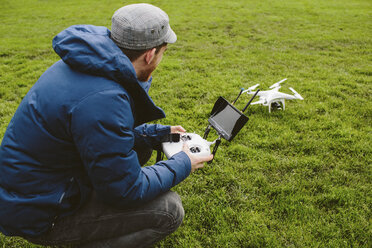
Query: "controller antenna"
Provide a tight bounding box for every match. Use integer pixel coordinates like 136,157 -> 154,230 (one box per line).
232,88 -> 244,105
242,89 -> 260,113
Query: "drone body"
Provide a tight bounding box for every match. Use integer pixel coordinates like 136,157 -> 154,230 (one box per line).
242,78 -> 304,113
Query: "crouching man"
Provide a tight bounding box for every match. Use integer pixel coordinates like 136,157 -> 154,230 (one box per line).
0,3 -> 212,248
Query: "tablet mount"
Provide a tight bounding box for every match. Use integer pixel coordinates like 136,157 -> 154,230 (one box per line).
158,89 -> 260,163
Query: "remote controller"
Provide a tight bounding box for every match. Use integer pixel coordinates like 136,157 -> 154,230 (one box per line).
162,133 -> 213,159
158,92 -> 258,163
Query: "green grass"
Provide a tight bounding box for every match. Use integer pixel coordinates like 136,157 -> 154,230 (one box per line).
1,0 -> 371,247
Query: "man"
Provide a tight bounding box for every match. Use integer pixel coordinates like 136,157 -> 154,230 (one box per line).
0,3 -> 213,247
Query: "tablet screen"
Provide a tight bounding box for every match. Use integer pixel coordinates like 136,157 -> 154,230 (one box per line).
208,97 -> 248,141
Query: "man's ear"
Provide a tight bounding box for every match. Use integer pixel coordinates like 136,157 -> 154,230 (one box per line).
144,48 -> 157,64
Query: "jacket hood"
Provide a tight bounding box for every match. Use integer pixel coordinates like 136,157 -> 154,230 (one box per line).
52,25 -> 165,125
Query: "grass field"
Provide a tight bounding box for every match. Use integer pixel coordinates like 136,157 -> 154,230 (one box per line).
1,0 -> 371,247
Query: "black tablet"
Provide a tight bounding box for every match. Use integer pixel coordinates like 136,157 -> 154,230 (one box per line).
208,97 -> 249,141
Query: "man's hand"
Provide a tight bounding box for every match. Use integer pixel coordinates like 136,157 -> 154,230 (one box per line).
170,125 -> 186,134
182,143 -> 214,173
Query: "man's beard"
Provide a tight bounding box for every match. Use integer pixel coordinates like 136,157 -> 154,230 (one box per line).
137,64 -> 156,82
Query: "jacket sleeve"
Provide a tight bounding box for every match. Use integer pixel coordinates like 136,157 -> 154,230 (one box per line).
70,89 -> 191,207
133,124 -> 170,150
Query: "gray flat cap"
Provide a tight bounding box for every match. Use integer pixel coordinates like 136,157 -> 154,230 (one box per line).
111,3 -> 177,50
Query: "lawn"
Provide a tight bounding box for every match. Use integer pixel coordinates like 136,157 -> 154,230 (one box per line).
0,0 -> 371,247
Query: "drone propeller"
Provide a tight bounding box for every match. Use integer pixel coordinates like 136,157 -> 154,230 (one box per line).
289,87 -> 304,100
269,78 -> 287,89
248,83 -> 260,91
242,84 -> 260,93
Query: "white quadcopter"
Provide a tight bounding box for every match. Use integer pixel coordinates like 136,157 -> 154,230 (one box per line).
242,78 -> 304,113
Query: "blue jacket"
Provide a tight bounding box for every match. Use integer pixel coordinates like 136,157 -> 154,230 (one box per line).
0,25 -> 191,237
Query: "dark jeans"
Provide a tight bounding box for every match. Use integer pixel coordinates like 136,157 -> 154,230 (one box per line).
27,147 -> 184,248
